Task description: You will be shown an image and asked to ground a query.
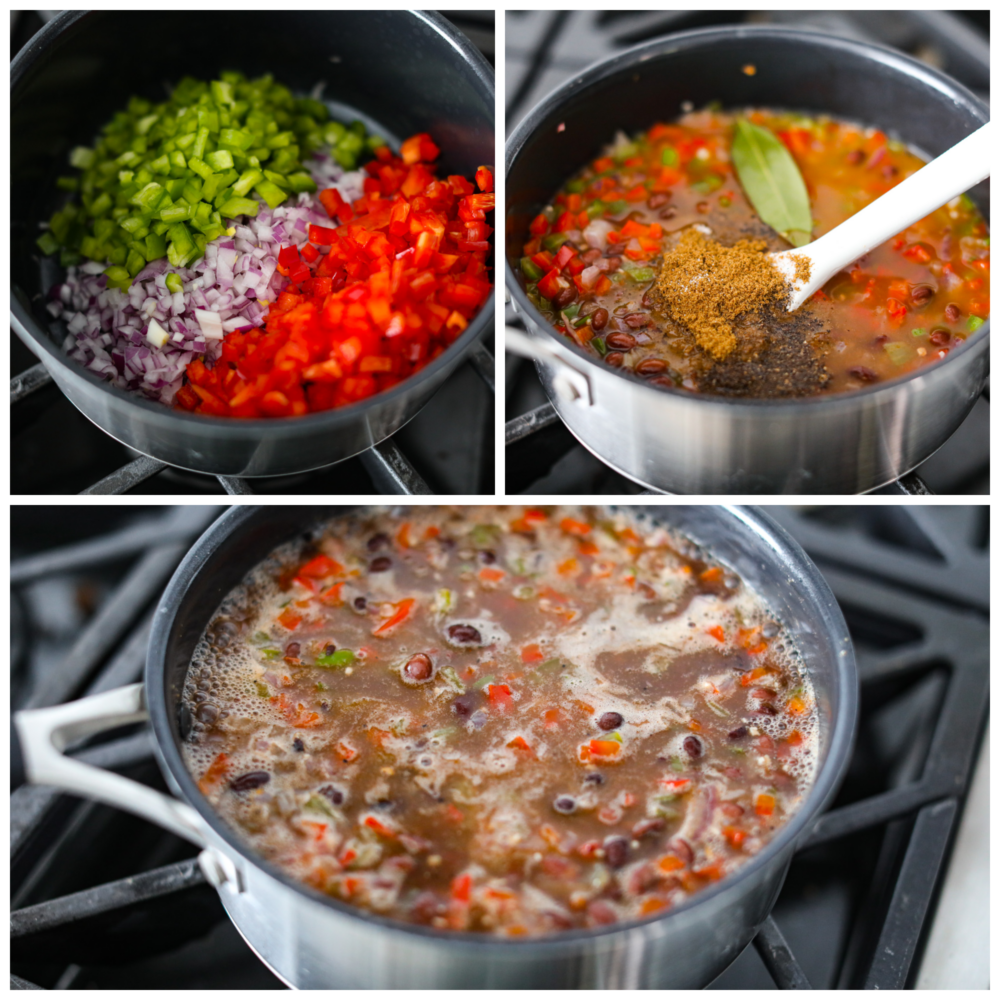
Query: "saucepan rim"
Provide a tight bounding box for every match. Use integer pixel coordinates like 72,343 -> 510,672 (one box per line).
10,9 -> 495,438
504,24 -> 990,412
146,503 -> 858,952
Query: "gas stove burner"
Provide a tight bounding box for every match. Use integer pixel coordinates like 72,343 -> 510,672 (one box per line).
9,505 -> 989,989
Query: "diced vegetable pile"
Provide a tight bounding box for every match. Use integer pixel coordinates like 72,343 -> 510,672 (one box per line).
38,73 -> 493,414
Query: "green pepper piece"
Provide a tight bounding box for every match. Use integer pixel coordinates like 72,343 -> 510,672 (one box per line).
232,169 -> 263,197
218,196 -> 259,219
165,272 -> 184,294
542,232 -> 569,253
125,248 -> 146,277
69,146 -> 95,169
36,231 -> 60,255
206,149 -> 234,172
145,231 -> 166,259
521,257 -> 545,282
316,649 -> 356,669
254,179 -> 287,209
661,146 -> 678,167
103,264 -> 131,289
624,267 -> 656,283
286,171 -> 317,193
967,315 -> 985,332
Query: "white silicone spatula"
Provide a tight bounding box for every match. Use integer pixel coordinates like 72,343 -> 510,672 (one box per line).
770,121 -> 992,310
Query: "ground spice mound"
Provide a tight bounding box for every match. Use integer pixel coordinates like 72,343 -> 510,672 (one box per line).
653,228 -> 793,360
696,310 -> 831,398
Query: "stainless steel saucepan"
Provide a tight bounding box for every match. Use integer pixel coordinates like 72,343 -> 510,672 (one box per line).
505,27 -> 989,494
11,11 -> 494,477
13,505 -> 857,988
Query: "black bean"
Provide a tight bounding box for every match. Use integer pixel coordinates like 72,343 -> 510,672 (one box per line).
323,643 -> 336,656
930,329 -> 951,347
728,725 -> 749,740
605,332 -> 636,351
605,352 -> 624,368
658,206 -> 677,220
604,256 -> 623,272
606,243 -> 626,256
647,192 -> 670,210
553,286 -> 577,309
320,785 -> 344,805
755,704 -> 779,716
590,308 -> 609,332
910,284 -> 934,306
944,303 -> 961,323
624,313 -> 650,329
554,796 -> 577,814
584,772 -> 605,785
648,376 -> 674,388
285,642 -> 301,658
354,596 -> 367,611
367,533 -> 390,551
581,248 -> 602,265
230,771 -> 270,793
848,365 -> 879,382
292,738 -> 304,752
846,149 -> 865,165
632,818 -> 665,838
404,653 -> 434,682
604,836 -> 629,868
682,735 -> 703,758
598,711 -> 624,731
636,358 -> 668,376
641,291 -> 654,309
447,624 -> 482,645
453,692 -> 477,717
478,549 -> 496,564
370,556 -> 392,572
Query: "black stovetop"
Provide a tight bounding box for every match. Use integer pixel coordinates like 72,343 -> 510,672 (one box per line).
9,504 -> 989,989
504,10 -> 989,496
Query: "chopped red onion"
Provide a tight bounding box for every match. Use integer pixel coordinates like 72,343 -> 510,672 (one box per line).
49,153 -> 363,404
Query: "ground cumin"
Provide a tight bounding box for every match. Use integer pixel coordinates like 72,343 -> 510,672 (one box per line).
653,228 -> 810,361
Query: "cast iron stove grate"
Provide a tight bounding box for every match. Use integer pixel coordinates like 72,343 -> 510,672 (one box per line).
9,11 -> 495,497
9,505 -> 988,989
504,10 -> 990,496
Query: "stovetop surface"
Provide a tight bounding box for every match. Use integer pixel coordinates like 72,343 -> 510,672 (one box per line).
9,504 -> 989,989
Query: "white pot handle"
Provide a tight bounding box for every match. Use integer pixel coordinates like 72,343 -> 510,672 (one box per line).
14,683 -> 208,848
505,326 -> 595,406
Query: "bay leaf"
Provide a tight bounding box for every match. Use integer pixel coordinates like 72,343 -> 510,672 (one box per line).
731,118 -> 813,247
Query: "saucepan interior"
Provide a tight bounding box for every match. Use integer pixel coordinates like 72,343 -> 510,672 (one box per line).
11,11 -> 494,474
505,26 -> 990,401
146,504 -> 856,985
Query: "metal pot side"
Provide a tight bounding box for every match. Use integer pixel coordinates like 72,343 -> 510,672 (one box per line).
505,27 -> 989,495
147,504 -> 857,988
11,10 -> 495,477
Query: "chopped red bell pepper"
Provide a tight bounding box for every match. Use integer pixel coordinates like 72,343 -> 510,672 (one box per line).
180,132 -> 491,418
372,597 -> 415,636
